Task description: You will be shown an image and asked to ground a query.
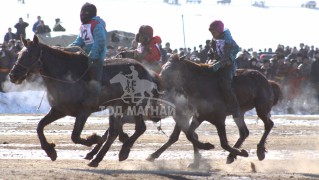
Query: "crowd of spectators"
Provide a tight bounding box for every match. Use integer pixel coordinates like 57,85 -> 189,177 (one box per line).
1,16 -> 319,113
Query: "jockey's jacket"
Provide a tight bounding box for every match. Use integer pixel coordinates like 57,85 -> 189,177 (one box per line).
70,16 -> 107,61
136,37 -> 161,62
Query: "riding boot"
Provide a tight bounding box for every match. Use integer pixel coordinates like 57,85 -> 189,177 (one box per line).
82,59 -> 103,107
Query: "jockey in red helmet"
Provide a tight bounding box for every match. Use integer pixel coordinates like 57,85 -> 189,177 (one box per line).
132,25 -> 162,73
208,20 -> 241,120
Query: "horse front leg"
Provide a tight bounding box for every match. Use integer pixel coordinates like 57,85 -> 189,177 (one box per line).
37,108 -> 66,161
186,118 -> 215,150
227,114 -> 249,164
88,115 -> 120,167
215,121 -> 249,159
71,111 -> 102,147
119,114 -> 146,161
146,123 -> 181,162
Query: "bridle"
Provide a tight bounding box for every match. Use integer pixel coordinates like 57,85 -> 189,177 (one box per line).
14,48 -> 43,74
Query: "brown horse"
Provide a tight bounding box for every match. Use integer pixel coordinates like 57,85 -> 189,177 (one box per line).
9,35 -> 163,167
146,55 -> 282,167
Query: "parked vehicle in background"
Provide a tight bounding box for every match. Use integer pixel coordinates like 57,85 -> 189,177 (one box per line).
186,0 -> 201,4
301,1 -> 317,8
217,0 -> 231,5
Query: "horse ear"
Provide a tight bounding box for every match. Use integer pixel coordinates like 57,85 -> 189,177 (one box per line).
33,35 -> 39,45
170,54 -> 180,61
21,35 -> 27,47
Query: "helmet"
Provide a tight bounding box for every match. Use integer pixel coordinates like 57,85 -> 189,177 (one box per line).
136,25 -> 153,42
209,20 -> 224,33
80,2 -> 97,24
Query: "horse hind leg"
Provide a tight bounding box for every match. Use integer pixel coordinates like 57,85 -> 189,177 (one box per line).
37,108 -> 66,161
119,114 -> 146,161
256,112 -> 274,161
85,116 -> 129,160
227,114 -> 250,164
88,115 -> 120,167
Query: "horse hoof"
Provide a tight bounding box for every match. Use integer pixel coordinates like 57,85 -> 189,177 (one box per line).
257,150 -> 265,161
87,134 -> 103,146
84,153 -> 94,160
146,155 -> 156,162
88,161 -> 99,167
119,148 -> 130,161
240,149 -> 249,157
203,143 -> 215,150
226,154 -> 236,164
45,144 -> 57,161
257,145 -> 266,161
187,162 -> 200,169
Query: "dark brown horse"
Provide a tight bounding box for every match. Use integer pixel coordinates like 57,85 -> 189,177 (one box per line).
9,35 -> 163,167
146,55 -> 282,167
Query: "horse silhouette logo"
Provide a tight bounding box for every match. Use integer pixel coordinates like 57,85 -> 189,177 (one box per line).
109,66 -> 161,105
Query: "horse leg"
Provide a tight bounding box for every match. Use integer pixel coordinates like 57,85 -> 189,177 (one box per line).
186,116 -> 203,169
71,111 -> 102,147
85,116 -> 129,160
146,123 -> 181,162
37,108 -> 66,161
186,118 -> 215,150
88,115 -> 120,167
256,112 -> 274,161
119,115 -> 146,161
226,114 -> 249,164
215,121 -> 249,159
84,129 -> 109,160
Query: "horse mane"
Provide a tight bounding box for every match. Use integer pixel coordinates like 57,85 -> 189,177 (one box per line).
40,44 -> 88,62
169,54 -> 215,76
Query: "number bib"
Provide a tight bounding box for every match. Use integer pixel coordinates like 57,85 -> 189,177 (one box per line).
80,24 -> 94,45
215,39 -> 225,58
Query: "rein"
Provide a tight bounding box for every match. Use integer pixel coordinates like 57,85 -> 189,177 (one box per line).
17,47 -> 90,84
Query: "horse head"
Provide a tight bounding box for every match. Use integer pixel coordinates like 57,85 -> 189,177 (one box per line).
160,54 -> 187,91
9,35 -> 43,84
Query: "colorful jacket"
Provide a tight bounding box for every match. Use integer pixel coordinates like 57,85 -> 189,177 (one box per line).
70,16 -> 107,61
211,29 -> 240,72
136,37 -> 161,62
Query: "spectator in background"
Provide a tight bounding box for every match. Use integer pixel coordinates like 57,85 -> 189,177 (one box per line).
154,36 -> 168,65
4,28 -> 17,43
14,17 -> 29,39
32,16 -> 41,33
36,20 -> 51,35
310,51 -> 319,100
198,39 -> 210,63
53,18 -> 66,32
164,42 -> 172,54
287,46 -> 298,60
236,51 -> 250,69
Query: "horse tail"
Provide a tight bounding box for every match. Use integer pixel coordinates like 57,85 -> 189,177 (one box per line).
268,80 -> 283,106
